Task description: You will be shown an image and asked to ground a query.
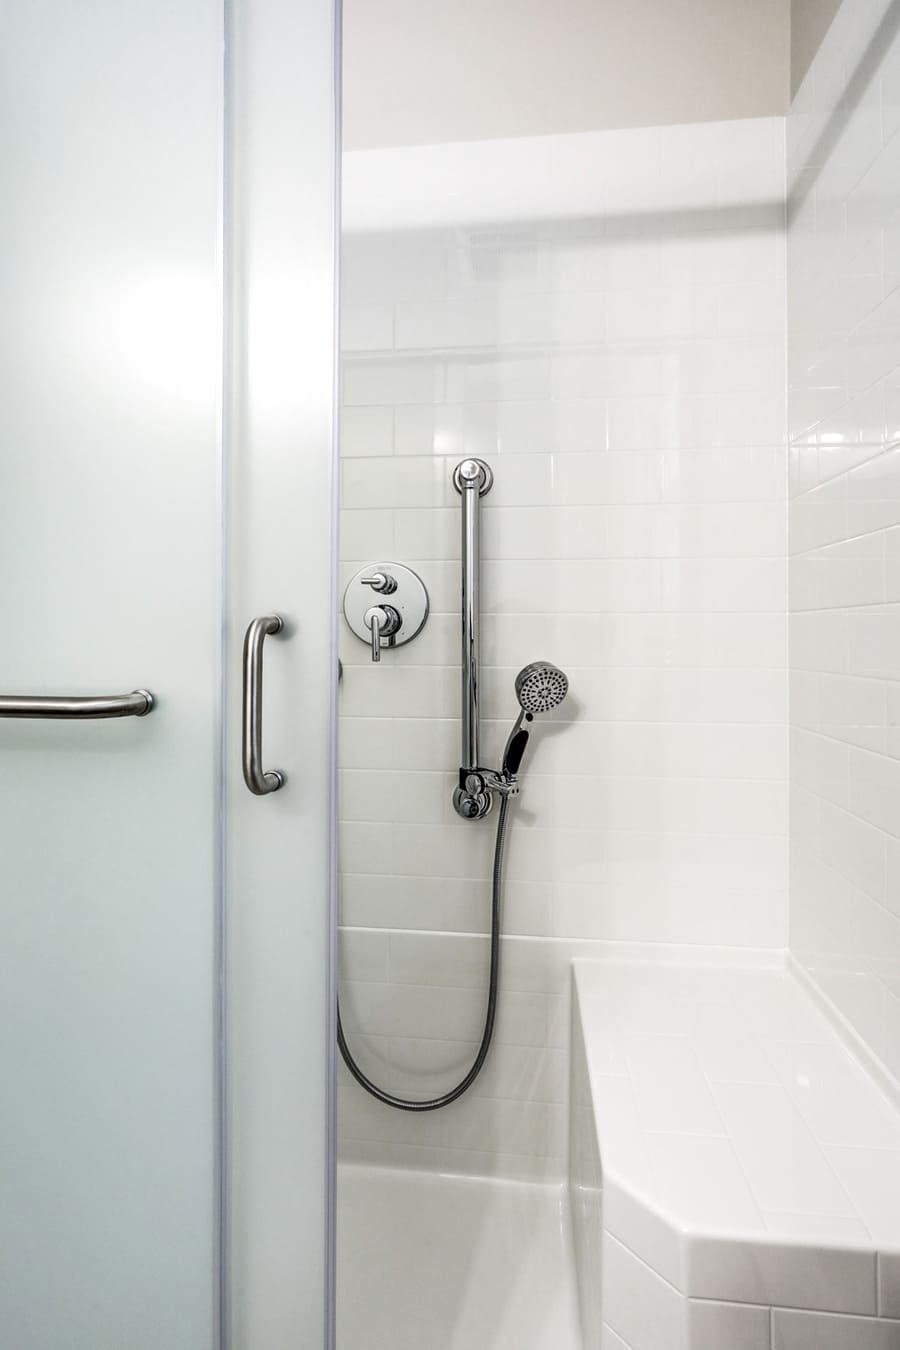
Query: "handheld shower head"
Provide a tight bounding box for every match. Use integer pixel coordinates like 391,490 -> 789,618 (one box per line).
515,661 -> 569,715
503,662 -> 569,777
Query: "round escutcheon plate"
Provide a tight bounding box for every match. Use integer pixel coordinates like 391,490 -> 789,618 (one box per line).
343,562 -> 429,651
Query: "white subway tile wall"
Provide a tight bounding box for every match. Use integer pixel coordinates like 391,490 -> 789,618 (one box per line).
338,117 -> 787,1176
788,0 -> 900,1090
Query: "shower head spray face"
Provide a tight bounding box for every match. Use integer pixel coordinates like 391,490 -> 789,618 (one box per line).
514,661 -> 569,715
502,662 -> 569,779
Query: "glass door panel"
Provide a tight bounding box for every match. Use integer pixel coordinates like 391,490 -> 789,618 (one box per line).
0,2 -> 338,1345
223,1 -> 339,1345
0,5 -> 222,1344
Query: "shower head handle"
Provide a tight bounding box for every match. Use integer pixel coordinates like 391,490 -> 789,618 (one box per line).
502,719 -> 531,777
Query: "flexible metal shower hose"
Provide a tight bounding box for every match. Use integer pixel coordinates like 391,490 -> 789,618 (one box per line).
336,793 -> 511,1112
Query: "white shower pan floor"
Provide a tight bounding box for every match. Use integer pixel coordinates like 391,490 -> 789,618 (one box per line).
336,1164 -> 583,1350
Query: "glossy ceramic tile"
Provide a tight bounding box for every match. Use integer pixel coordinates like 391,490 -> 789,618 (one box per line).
570,957 -> 900,1327
788,0 -> 900,1095
339,115 -> 787,1175
686,1299 -> 772,1350
336,1165 -> 582,1350
879,1252 -> 900,1318
601,1233 -> 685,1350
771,1309 -> 900,1350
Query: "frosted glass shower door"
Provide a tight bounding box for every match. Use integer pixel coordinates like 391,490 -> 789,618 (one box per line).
0,2 -> 338,1347
0,4 -> 224,1345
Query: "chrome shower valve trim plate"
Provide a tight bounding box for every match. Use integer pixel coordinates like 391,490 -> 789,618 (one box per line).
343,562 -> 429,662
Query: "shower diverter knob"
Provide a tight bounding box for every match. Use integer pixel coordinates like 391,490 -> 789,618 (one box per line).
361,571 -> 398,595
343,562 -> 429,661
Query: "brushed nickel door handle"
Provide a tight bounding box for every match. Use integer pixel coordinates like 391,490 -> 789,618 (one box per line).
0,690 -> 153,719
242,614 -> 285,795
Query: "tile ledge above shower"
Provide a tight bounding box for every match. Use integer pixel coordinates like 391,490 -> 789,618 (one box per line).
569,955 -> 900,1326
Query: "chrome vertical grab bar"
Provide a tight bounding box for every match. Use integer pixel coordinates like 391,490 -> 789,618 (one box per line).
0,690 -> 153,719
242,614 -> 285,795
452,458 -> 493,819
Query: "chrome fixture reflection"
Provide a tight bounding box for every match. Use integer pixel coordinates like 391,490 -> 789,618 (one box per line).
242,614 -> 285,795
343,562 -> 429,663
0,689 -> 154,719
452,457 -> 494,819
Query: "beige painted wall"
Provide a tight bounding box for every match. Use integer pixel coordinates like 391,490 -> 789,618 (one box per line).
791,0 -> 843,93
343,0 -> 790,150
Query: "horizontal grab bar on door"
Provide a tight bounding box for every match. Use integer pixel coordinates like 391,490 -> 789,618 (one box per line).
0,690 -> 154,719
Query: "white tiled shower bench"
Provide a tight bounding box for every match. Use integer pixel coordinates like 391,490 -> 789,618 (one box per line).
568,958 -> 900,1350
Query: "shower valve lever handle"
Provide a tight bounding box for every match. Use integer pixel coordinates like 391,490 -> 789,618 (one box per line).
364,604 -> 401,662
366,607 -> 384,662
